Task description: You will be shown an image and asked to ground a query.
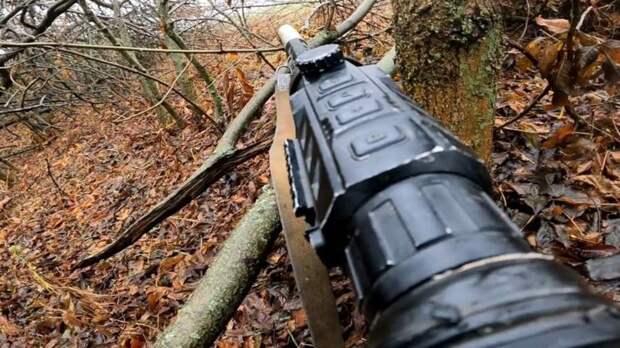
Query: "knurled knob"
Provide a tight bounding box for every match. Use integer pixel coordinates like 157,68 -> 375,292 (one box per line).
295,44 -> 344,76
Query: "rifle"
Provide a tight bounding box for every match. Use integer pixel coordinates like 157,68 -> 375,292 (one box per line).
270,24 -> 620,347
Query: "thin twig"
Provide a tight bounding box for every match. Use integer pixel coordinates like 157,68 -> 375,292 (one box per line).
576,5 -> 593,31
55,48 -> 224,133
45,158 -> 68,200
497,84 -> 552,130
120,55 -> 193,120
505,37 -> 538,66
519,0 -> 531,41
0,40 -> 283,54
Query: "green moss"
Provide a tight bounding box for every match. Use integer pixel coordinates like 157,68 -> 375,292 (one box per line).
394,0 -> 500,161
460,27 -> 500,102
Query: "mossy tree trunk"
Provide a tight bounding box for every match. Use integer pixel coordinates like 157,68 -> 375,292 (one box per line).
392,0 -> 501,162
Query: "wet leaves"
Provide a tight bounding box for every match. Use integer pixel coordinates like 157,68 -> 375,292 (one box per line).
516,15 -> 619,111
541,122 -> 574,148
535,16 -> 570,34
495,31 -> 620,292
0,4 -> 392,346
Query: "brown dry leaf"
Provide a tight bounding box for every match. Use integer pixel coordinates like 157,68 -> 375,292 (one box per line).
576,32 -> 602,47
258,175 -> 269,184
92,313 -> 109,324
226,53 -> 239,62
516,54 -> 534,71
217,340 -> 240,348
572,175 -> 620,196
535,16 -> 570,34
121,336 -> 146,348
117,208 -> 131,222
524,37 -> 548,62
539,41 -> 564,77
516,38 -> 547,71
242,336 -> 261,348
130,337 -> 146,348
232,194 -> 245,204
159,255 -> 184,273
517,120 -> 550,134
577,54 -> 605,85
0,315 -> 21,336
602,39 -> 620,64
0,196 -> 11,210
292,308 -> 307,328
505,92 -> 527,113
146,288 -> 167,312
267,251 -> 282,264
62,310 -> 82,328
234,68 -> 254,98
576,161 -> 592,175
542,123 -> 574,149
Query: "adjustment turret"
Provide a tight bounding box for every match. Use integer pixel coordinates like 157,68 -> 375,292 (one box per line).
295,44 -> 344,76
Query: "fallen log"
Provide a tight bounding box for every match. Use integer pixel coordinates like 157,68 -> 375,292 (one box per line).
154,186 -> 279,348
73,138 -> 270,269
151,50 -> 396,347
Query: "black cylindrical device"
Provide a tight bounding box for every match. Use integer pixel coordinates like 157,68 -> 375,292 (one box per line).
278,25 -> 620,347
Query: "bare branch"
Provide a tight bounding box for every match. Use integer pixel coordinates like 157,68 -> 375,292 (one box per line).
0,40 -> 283,54
55,48 -> 223,133
74,0 -> 379,269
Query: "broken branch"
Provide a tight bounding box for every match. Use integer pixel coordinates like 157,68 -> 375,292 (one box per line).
74,0 -> 379,269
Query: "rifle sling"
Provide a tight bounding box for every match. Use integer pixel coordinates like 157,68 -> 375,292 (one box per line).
269,70 -> 344,348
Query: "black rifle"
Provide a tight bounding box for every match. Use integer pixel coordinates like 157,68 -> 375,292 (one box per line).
274,25 -> 620,347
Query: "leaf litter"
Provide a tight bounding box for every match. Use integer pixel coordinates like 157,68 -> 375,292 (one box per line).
0,2 -> 618,347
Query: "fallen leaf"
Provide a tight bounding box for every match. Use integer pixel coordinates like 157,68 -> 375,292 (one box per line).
292,308 -> 307,328
542,123 -> 574,148
535,16 -> 570,34
0,196 -> 11,210
0,315 -> 20,336
602,39 -> 620,64
147,288 -> 167,312
572,175 -> 620,196
62,310 -> 82,328
539,41 -> 564,76
159,255 -> 184,273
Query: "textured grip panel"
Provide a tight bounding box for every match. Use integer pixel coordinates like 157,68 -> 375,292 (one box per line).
289,62 -> 492,262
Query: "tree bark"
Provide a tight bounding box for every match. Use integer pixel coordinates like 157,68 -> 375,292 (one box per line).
154,186 -> 280,348
392,0 -> 501,162
164,36 -> 202,122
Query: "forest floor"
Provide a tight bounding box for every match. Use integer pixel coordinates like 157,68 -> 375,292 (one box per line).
0,3 -> 618,348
